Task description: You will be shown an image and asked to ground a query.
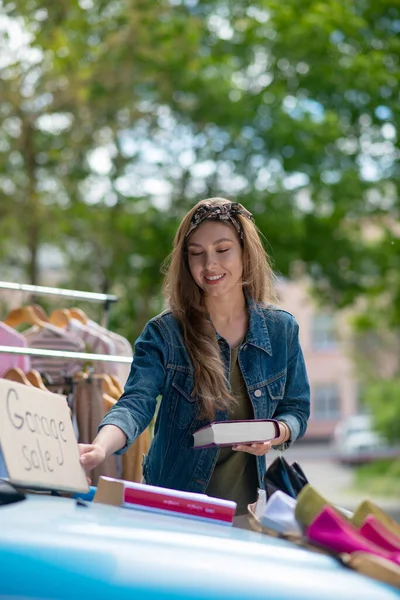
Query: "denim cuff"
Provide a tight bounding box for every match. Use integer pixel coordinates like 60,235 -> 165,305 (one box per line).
272,415 -> 300,452
98,407 -> 139,455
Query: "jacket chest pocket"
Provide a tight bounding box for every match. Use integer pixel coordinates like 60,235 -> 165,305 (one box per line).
248,370 -> 287,415
169,370 -> 199,429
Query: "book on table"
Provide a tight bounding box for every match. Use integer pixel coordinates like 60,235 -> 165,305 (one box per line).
94,476 -> 237,525
193,419 -> 280,449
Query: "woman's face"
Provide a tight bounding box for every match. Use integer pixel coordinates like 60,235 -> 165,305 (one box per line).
186,220 -> 243,299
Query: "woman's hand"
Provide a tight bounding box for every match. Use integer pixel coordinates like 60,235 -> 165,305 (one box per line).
78,443 -> 106,472
232,440 -> 274,456
78,425 -> 126,478
233,421 -> 290,456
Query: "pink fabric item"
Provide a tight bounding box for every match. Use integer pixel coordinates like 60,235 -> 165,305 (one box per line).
0,322 -> 31,377
23,323 -> 85,380
360,515 -> 400,552
306,506 -> 400,566
87,320 -> 132,384
66,319 -> 119,376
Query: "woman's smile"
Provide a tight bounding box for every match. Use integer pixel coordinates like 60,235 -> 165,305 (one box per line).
204,273 -> 226,284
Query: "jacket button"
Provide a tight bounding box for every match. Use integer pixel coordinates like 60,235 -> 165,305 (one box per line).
254,389 -> 262,398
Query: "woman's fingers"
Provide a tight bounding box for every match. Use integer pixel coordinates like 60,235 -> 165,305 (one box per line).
78,444 -> 103,471
78,443 -> 94,457
233,441 -> 273,456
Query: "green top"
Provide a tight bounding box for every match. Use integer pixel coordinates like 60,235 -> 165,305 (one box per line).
205,345 -> 259,516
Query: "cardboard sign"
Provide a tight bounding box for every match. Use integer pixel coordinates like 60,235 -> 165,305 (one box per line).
0,378 -> 89,494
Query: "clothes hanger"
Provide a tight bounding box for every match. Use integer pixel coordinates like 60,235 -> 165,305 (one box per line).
26,369 -> 48,391
93,374 -> 120,400
103,393 -> 117,412
49,309 -> 72,328
30,304 -> 49,322
110,375 -> 124,397
3,306 -> 47,328
73,371 -> 89,383
3,367 -> 33,386
69,308 -> 89,325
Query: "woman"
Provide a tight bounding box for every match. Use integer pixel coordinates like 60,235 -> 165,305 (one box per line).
79,198 -> 310,515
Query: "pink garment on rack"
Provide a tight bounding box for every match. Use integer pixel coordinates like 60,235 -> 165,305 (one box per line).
23,323 -> 85,381
0,321 -> 31,377
87,320 -> 133,385
66,319 -> 119,376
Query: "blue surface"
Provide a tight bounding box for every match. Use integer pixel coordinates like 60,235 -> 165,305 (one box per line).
0,494 -> 399,599
73,485 -> 97,502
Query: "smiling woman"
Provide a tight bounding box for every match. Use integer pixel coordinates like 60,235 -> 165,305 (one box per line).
79,197 -> 310,516
187,223 -> 244,300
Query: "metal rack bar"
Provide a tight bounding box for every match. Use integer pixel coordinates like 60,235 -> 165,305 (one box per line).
0,345 -> 131,364
0,280 -> 118,328
0,281 -> 118,303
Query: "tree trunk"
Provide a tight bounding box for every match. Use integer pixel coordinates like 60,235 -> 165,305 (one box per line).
23,120 -> 40,285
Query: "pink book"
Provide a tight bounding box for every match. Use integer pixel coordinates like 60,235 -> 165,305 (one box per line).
94,476 -> 237,525
360,515 -> 400,552
307,506 -> 400,566
193,419 -> 280,449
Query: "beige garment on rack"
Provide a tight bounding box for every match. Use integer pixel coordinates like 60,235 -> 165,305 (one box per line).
74,376 -> 150,484
121,428 -> 150,483
74,377 -> 119,485
103,392 -> 150,483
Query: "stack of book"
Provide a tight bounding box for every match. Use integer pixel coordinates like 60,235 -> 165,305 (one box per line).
193,418 -> 279,448
94,476 -> 237,525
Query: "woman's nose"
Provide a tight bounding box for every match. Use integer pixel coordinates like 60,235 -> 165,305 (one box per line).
204,252 -> 218,270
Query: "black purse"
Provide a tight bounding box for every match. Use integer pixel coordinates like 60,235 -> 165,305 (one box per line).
263,456 -> 309,500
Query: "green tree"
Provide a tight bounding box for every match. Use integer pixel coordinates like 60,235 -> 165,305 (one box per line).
0,0 -> 399,340
351,309 -> 400,443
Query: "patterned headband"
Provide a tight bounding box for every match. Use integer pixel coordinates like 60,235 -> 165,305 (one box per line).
186,202 -> 254,241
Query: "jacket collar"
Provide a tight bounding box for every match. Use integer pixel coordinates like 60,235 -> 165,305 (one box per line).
215,297 -> 272,355
246,297 -> 272,355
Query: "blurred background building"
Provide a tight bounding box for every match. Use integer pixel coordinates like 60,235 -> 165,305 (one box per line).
277,278 -> 359,441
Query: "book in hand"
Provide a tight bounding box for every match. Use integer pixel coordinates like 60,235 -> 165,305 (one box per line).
94,476 -> 236,525
193,419 -> 279,449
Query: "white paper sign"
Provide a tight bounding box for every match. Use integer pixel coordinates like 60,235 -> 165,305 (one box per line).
0,378 -> 89,494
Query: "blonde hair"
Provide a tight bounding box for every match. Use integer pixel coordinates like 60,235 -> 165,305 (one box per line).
162,197 -> 277,420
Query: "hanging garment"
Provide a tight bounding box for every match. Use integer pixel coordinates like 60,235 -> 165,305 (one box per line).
66,318 -> 119,376
74,377 -> 119,485
87,320 -> 133,386
101,379 -> 150,483
23,323 -> 85,380
121,428 -> 150,483
0,322 -> 31,377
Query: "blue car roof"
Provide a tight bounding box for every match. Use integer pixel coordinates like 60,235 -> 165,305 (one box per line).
1,493 -> 399,600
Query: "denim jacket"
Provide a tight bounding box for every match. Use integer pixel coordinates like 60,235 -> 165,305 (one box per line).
99,301 -> 310,494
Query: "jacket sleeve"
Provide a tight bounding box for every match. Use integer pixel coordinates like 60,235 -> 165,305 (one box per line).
272,316 -> 310,450
98,318 -> 168,454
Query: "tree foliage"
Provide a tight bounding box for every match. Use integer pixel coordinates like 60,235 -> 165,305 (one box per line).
0,0 -> 399,338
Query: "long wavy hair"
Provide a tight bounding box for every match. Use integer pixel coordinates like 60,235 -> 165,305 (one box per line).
162,197 -> 277,420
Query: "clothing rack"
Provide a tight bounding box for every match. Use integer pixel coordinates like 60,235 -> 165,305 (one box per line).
0,281 -> 118,327
0,346 -> 131,364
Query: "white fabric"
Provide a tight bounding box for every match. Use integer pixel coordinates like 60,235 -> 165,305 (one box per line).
260,490 -> 302,534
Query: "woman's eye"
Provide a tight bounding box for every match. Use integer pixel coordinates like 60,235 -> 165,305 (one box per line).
189,252 -> 203,257
217,248 -> 229,253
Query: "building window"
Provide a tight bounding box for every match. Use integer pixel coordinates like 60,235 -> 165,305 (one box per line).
313,384 -> 340,420
311,313 -> 336,350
